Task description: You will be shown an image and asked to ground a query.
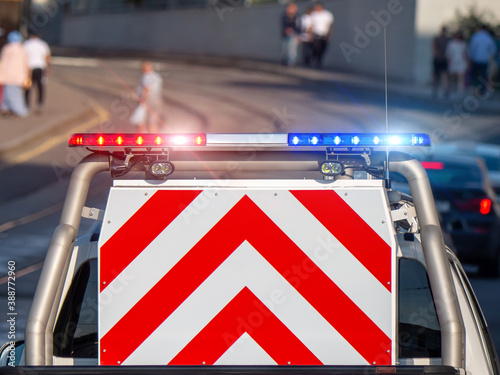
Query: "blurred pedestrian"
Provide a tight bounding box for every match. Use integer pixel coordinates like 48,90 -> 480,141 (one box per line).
24,31 -> 51,112
310,2 -> 334,69
281,3 -> 300,66
468,24 -> 496,96
446,31 -> 467,96
0,31 -> 30,118
130,61 -> 164,133
0,26 -> 3,105
486,28 -> 499,92
300,7 -> 314,67
432,26 -> 449,98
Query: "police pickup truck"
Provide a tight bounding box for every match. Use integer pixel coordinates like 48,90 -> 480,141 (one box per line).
1,132 -> 499,375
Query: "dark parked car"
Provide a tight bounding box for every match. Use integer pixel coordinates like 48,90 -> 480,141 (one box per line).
418,154 -> 500,277
434,142 -> 500,195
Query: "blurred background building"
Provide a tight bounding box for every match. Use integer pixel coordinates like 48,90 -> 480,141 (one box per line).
0,0 -> 30,44
13,0 -> 500,84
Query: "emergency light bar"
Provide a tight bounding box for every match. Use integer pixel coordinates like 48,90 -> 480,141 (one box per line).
68,133 -> 206,147
68,132 -> 430,149
288,133 -> 430,147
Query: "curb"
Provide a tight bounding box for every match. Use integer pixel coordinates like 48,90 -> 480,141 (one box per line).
0,106 -> 95,156
0,82 -> 99,157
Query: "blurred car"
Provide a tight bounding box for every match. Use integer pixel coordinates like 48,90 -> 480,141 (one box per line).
432,142 -> 500,195
419,154 -> 500,277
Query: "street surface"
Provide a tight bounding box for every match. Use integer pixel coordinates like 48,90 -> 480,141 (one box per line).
0,57 -> 499,357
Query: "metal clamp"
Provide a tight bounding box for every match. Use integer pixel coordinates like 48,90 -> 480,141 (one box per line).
391,203 -> 418,232
81,206 -> 105,221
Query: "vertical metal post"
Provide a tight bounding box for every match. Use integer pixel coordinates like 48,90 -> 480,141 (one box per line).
389,152 -> 465,368
44,248 -> 72,365
25,154 -> 109,365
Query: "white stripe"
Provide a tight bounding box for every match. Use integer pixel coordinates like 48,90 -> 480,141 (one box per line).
247,190 -> 392,337
124,242 -> 366,365
99,189 -> 245,336
335,187 -> 395,246
99,188 -> 155,246
215,333 -> 276,365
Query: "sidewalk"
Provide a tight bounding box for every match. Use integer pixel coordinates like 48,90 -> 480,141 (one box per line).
0,78 -> 96,155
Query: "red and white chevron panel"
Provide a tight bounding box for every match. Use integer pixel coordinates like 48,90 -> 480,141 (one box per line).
98,181 -> 396,366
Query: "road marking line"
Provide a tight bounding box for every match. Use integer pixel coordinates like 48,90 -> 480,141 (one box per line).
0,261 -> 44,285
0,180 -> 110,284
0,203 -> 63,234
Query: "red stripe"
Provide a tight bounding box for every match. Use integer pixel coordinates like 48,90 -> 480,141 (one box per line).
242,196 -> 391,365
100,190 -> 201,292
100,194 -> 391,366
291,190 -> 392,292
169,287 -> 322,365
100,195 -> 248,365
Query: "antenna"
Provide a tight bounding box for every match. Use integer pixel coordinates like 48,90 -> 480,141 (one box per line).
384,28 -> 389,133
384,28 -> 390,186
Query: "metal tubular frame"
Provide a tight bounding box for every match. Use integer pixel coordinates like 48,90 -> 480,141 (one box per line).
389,152 -> 465,368
24,149 -> 464,368
25,154 -> 110,365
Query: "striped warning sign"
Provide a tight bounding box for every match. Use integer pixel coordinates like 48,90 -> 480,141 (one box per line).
98,183 -> 395,366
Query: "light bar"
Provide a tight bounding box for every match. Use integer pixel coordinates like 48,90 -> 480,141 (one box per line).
288,133 -> 431,147
68,133 -> 206,147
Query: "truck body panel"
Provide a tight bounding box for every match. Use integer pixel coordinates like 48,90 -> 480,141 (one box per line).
98,181 -> 397,366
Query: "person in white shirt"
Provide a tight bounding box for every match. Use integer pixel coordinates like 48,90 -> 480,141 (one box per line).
130,61 -> 164,133
300,7 -> 314,66
24,32 -> 51,111
446,31 -> 468,96
309,2 -> 334,69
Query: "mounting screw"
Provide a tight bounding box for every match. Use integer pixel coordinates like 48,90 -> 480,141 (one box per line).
381,220 -> 386,224
107,220 -> 111,224
344,192 -> 348,196
102,281 -> 106,285
117,361 -> 121,364
274,192 -> 278,196
89,211 -> 94,217
103,349 -> 106,353
202,361 -> 206,365
287,361 -> 291,365
387,281 -> 390,285
387,350 -> 390,353
215,192 -> 218,196
144,192 -> 148,196
372,361 -> 376,365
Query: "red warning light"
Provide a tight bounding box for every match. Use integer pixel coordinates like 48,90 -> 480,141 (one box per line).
68,133 -> 207,148
480,198 -> 492,215
421,161 -> 444,170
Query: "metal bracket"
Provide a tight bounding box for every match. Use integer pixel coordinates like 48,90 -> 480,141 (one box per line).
391,203 -> 418,232
123,153 -> 134,167
326,147 -> 371,154
81,206 -> 105,221
325,147 -> 372,168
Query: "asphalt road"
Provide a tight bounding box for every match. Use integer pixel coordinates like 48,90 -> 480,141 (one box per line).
0,57 -> 499,361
